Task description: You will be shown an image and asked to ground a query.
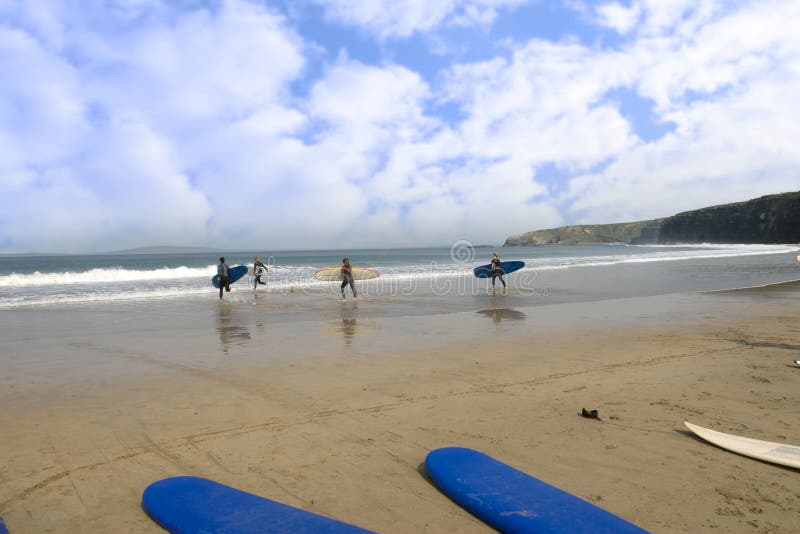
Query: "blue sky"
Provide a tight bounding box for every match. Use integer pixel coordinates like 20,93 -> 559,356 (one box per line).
1,0 -> 798,252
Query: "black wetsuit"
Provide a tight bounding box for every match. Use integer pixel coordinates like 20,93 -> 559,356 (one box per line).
254,261 -> 267,289
218,263 -> 231,299
341,265 -> 357,298
491,258 -> 506,288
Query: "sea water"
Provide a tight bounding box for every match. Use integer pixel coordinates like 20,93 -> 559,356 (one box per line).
1,244 -> 798,309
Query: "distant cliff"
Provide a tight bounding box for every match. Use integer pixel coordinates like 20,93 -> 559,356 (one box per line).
504,220 -> 663,246
504,191 -> 800,246
658,192 -> 800,244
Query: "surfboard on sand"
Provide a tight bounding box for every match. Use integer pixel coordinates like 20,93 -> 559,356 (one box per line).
142,476 -> 374,534
0,515 -> 8,534
684,421 -> 800,469
212,265 -> 248,288
425,447 -> 649,534
314,267 -> 379,281
473,260 -> 525,278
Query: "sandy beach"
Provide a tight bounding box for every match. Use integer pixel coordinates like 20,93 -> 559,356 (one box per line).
1,284 -> 799,533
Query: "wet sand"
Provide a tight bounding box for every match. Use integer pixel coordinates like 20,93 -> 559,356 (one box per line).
1,286 -> 799,533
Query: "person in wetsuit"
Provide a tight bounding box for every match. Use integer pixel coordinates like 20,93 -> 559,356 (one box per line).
490,252 -> 507,292
341,257 -> 357,300
217,257 -> 231,299
253,256 -> 267,290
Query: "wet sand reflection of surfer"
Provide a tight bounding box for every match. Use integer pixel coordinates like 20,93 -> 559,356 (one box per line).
216,305 -> 251,352
341,317 -> 357,345
477,308 -> 527,324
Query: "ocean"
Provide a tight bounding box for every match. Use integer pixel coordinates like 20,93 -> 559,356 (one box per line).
1,243 -> 798,310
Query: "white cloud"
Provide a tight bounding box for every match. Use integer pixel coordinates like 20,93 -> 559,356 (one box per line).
429,0 -> 800,230
308,59 -> 431,125
312,0 -> 532,39
0,0 -> 313,252
0,25 -> 86,170
562,0 -> 800,222
1,0 -> 799,252
595,2 -> 641,34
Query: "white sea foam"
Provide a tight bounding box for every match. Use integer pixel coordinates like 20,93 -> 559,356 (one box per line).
0,286 -> 215,308
0,265 -> 215,287
527,244 -> 799,271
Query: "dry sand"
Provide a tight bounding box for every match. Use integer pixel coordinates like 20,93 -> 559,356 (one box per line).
1,288 -> 799,533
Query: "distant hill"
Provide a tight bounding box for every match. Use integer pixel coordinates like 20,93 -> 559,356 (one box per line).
106,245 -> 221,254
504,220 -> 663,246
504,191 -> 800,246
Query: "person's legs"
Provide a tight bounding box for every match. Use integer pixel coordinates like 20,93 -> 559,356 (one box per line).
222,277 -> 231,295
350,278 -> 357,298
341,278 -> 347,298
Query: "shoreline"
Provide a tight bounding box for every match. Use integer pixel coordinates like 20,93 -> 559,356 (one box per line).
2,244 -> 798,311
1,284 -> 799,532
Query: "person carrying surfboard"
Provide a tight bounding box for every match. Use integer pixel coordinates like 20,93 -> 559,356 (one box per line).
490,252 -> 507,292
217,257 -> 231,299
341,257 -> 357,300
253,256 -> 268,290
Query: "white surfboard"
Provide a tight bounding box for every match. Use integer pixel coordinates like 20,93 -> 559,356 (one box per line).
248,266 -> 268,276
314,267 -> 379,281
684,422 -> 800,469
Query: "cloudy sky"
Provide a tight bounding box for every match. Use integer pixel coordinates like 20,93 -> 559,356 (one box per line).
1,0 -> 798,253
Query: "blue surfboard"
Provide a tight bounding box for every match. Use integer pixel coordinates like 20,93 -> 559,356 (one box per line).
473,260 -> 525,278
212,265 -> 248,288
0,516 -> 8,534
142,476 -> 374,534
425,447 -> 648,534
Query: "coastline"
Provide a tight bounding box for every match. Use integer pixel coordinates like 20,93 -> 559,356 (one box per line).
1,284 -> 799,532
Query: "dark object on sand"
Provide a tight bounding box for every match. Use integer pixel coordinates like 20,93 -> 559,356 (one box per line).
581,408 -> 599,419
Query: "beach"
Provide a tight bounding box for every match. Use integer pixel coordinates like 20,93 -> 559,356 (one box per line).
1,277 -> 799,533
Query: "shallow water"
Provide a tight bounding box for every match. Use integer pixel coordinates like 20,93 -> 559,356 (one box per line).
1,244 -> 798,309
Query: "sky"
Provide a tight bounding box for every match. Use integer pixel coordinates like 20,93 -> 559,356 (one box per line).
0,0 -> 798,253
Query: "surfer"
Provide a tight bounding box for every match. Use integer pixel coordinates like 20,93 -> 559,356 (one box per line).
341,257 -> 357,300
217,257 -> 231,299
253,256 -> 267,290
490,252 -> 507,292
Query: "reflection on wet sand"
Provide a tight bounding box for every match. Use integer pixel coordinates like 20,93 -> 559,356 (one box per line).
319,302 -> 377,345
340,317 -> 357,345
476,308 -> 527,324
216,304 -> 251,352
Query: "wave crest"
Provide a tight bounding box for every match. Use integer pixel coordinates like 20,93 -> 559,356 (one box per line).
0,266 -> 215,287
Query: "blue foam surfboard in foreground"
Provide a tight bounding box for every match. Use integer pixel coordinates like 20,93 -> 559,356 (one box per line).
0,515 -> 8,534
425,447 -> 649,534
473,260 -> 525,278
142,476 -> 373,534
212,265 -> 248,288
